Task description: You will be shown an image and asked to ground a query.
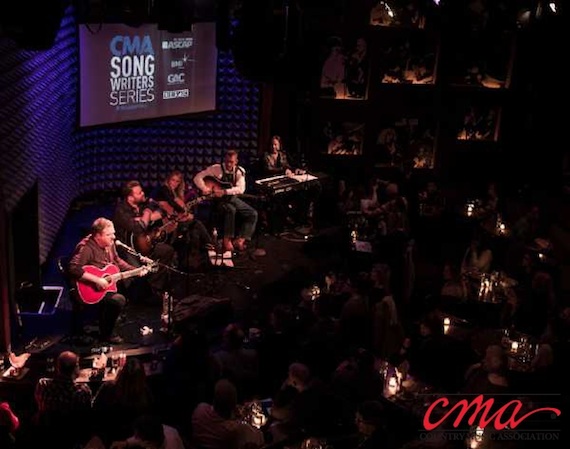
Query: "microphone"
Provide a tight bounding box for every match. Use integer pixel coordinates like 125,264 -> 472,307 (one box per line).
114,239 -> 135,252
115,240 -> 155,265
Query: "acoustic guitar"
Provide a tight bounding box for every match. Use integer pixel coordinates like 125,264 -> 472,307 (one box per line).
132,194 -> 212,255
203,176 -> 232,193
202,176 -> 265,201
76,264 -> 156,304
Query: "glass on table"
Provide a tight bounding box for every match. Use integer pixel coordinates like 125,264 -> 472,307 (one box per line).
110,353 -> 120,371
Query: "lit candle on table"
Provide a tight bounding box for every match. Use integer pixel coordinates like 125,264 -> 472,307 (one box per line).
443,317 -> 450,334
511,341 -> 519,353
252,413 -> 266,428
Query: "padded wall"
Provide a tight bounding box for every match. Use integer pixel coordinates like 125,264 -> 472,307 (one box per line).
0,9 -> 77,263
75,49 -> 260,193
1,7 -> 261,263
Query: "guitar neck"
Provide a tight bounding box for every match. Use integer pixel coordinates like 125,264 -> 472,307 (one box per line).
109,266 -> 146,282
186,195 -> 208,209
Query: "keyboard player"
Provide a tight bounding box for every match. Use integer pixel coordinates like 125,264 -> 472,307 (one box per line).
260,135 -> 321,233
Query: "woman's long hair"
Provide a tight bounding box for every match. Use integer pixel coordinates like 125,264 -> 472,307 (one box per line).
165,170 -> 186,199
114,357 -> 153,410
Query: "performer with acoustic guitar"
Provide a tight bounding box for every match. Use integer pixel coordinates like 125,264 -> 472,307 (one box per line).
193,149 -> 258,252
113,180 -> 175,300
154,170 -> 213,270
68,217 -> 150,344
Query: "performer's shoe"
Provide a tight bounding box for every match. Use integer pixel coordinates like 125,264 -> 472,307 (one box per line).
222,237 -> 234,252
233,237 -> 247,252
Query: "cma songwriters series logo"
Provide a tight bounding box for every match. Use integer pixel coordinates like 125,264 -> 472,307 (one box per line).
109,35 -> 155,109
421,394 -> 562,443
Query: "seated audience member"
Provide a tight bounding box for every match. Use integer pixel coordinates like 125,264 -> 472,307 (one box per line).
330,349 -> 384,415
352,400 -> 397,449
270,363 -> 344,441
34,351 -> 93,448
462,344 -> 510,396
213,323 -> 260,401
440,262 -> 468,300
461,234 -> 493,274
256,305 -> 300,396
191,379 -> 264,449
372,286 -> 405,359
0,400 -> 19,449
92,357 -> 154,445
397,313 -> 465,389
512,204 -> 543,244
119,414 -> 185,449
161,328 -> 221,431
512,271 -> 556,337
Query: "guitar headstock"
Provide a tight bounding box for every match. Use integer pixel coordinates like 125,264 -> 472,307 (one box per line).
141,263 -> 159,275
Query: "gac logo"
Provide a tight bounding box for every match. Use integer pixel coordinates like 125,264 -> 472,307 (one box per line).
167,73 -> 185,84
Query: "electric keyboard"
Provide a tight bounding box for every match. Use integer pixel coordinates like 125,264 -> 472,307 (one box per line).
255,173 -> 320,195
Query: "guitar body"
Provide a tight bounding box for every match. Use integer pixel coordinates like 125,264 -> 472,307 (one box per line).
130,194 -> 210,255
132,232 -> 156,256
76,264 -> 120,305
203,176 -> 233,193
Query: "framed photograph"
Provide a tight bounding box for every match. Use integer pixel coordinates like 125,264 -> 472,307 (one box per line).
322,121 -> 365,156
319,35 -> 369,100
448,31 -> 514,88
377,31 -> 438,85
369,0 -> 427,29
375,116 -> 437,168
455,105 -> 501,142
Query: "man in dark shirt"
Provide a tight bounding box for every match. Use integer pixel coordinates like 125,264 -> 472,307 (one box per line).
261,135 -> 321,233
34,351 -> 93,448
68,217 -> 135,344
113,180 -> 175,299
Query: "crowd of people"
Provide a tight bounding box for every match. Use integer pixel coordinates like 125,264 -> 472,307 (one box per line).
2,157 -> 569,449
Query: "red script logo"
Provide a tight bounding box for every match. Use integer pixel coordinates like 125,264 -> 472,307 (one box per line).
423,395 -> 561,431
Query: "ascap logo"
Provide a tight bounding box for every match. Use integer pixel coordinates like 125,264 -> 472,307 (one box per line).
167,73 -> 185,84
423,395 -> 561,431
162,38 -> 193,50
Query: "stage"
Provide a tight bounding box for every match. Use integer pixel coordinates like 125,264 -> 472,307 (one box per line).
11,204 -> 345,363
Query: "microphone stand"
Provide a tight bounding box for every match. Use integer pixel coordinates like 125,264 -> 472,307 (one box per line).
119,244 -> 188,276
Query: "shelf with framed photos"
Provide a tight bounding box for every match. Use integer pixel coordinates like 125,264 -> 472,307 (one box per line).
372,113 -> 439,170
318,34 -> 372,101
307,0 -> 521,178
371,27 -> 439,88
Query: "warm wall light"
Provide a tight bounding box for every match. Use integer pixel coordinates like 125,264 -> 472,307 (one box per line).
549,2 -> 557,13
